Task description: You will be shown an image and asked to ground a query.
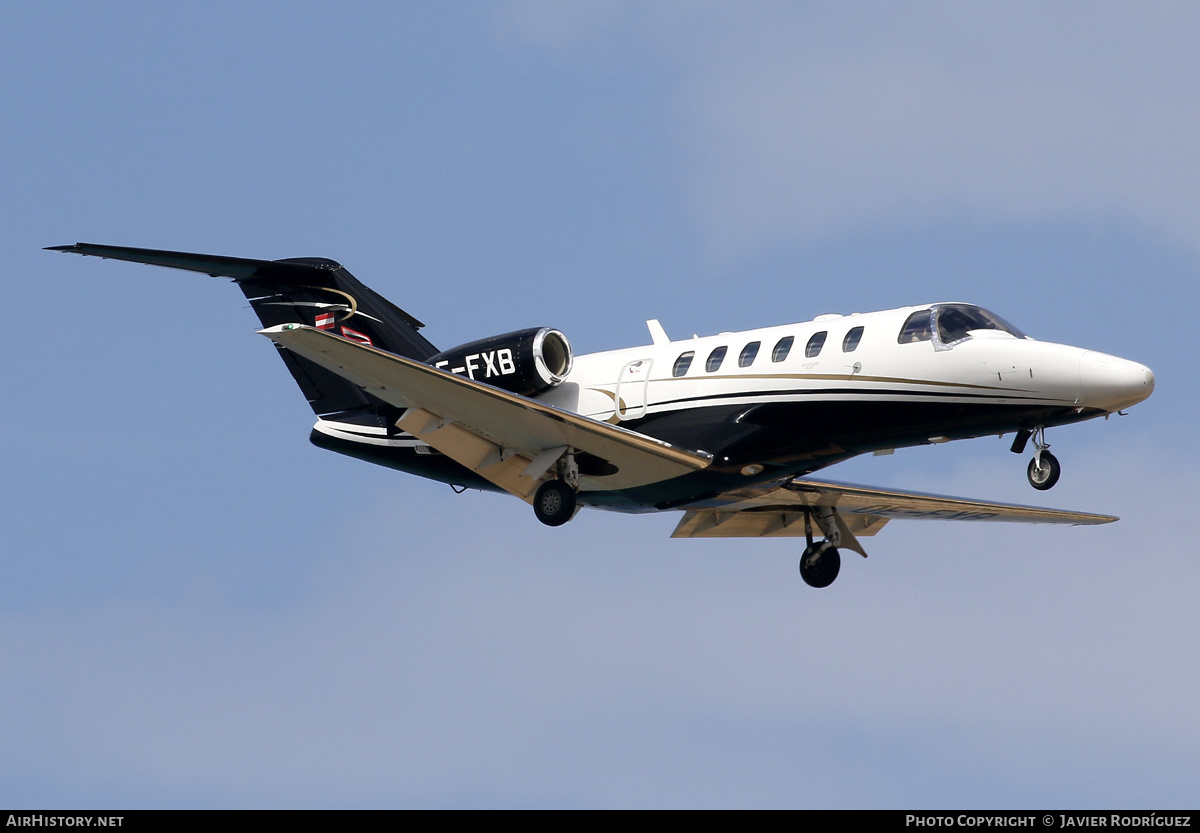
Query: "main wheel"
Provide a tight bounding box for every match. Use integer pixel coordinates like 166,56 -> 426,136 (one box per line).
1027,451 -> 1061,491
533,479 -> 577,527
799,545 -> 841,588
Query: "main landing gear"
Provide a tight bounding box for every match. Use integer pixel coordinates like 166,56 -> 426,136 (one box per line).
534,479 -> 576,526
533,449 -> 580,527
799,506 -> 843,588
1012,426 -> 1061,491
800,544 -> 841,588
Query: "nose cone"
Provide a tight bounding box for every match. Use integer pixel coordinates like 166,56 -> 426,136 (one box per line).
1079,351 -> 1155,412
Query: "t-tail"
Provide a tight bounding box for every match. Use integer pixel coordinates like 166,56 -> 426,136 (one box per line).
46,243 -> 438,427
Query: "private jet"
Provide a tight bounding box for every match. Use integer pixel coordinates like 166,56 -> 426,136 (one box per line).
48,243 -> 1155,588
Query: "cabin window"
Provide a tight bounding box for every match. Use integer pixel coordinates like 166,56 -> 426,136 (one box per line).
771,336 -> 794,362
672,351 -> 694,377
739,341 -> 760,367
898,309 -> 933,343
706,345 -> 728,372
805,331 -> 827,358
842,326 -> 864,352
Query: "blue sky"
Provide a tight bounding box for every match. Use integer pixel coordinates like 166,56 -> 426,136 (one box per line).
3,2 -> 1199,808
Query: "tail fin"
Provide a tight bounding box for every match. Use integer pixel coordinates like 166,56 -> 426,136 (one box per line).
47,243 -> 438,417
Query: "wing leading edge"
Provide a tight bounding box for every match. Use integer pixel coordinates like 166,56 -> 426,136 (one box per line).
261,324 -> 711,501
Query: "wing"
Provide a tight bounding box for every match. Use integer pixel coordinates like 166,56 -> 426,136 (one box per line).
261,324 -> 711,502
672,477 -> 1116,546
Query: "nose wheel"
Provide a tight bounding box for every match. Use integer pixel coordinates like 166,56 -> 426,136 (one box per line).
1027,450 -> 1061,490
1023,426 -> 1061,491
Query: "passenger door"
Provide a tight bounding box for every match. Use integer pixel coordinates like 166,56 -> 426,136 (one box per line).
615,358 -> 653,421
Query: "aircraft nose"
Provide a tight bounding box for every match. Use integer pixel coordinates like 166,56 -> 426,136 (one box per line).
1079,351 -> 1155,412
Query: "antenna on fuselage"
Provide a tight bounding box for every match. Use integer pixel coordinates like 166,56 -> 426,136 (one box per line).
646,319 -> 670,345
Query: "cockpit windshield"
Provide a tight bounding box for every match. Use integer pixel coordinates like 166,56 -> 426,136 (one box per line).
933,304 -> 1027,346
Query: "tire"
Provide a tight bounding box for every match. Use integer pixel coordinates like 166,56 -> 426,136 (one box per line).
533,479 -> 577,527
1027,451 -> 1061,491
799,545 -> 841,588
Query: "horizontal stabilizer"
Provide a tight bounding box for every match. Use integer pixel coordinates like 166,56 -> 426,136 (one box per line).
47,241 -> 339,283
46,242 -> 427,329
48,242 -> 438,415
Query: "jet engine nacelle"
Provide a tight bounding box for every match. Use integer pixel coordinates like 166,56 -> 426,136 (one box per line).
428,327 -> 573,396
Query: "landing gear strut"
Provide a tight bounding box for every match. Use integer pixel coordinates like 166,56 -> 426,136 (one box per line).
1024,426 -> 1061,491
799,507 -> 843,588
533,449 -> 580,527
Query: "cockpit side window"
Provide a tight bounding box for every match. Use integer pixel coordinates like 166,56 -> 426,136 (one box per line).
898,309 -> 933,343
842,326 -> 864,352
739,341 -> 760,367
672,351 -> 694,377
805,331 -> 827,358
771,336 -> 794,362
934,304 -> 1027,346
706,346 -> 727,372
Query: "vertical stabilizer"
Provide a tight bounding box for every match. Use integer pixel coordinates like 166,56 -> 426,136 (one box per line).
47,243 -> 438,417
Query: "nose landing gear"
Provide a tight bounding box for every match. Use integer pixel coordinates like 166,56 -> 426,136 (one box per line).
1014,426 -> 1061,490
1027,449 -> 1061,490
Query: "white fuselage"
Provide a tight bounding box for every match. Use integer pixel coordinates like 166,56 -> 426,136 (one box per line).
540,303 -> 1153,441
311,301 -> 1153,502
